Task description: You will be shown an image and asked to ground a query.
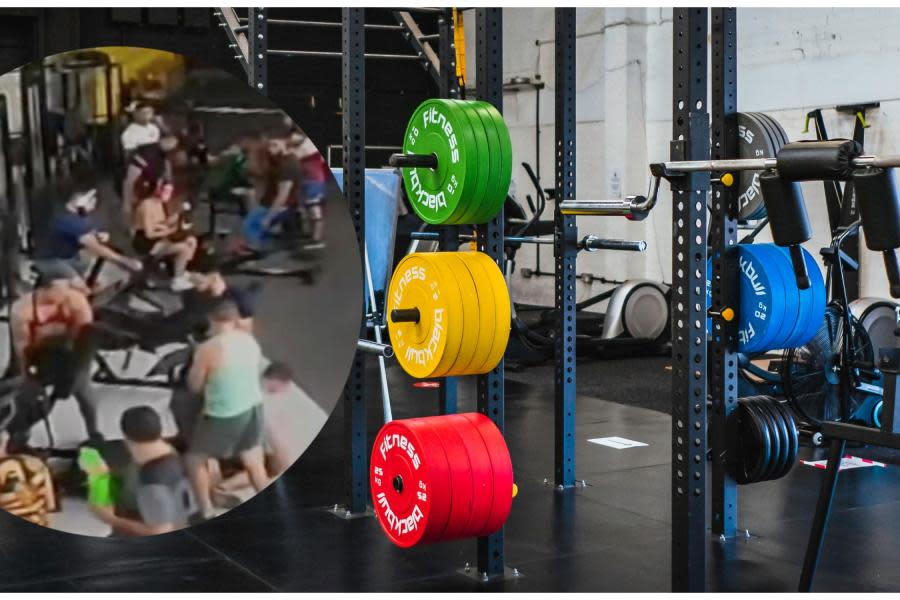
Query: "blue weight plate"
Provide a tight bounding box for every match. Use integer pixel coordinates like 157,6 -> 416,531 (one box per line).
736,244 -> 785,354
790,247 -> 826,348
755,244 -> 800,352
774,245 -> 813,349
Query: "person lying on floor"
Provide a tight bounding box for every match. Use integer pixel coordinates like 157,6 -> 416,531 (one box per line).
210,362 -> 297,504
131,177 -> 197,292
88,406 -> 197,536
7,263 -> 103,450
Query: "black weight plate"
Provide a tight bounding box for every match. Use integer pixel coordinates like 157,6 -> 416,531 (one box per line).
751,396 -> 789,481
743,112 -> 782,221
755,112 -> 789,147
773,400 -> 800,478
762,397 -> 794,480
736,113 -> 778,221
744,397 -> 782,482
736,398 -> 772,484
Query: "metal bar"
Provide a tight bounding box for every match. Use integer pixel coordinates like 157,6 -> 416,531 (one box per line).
342,7 -> 368,516
559,195 -> 653,219
710,7 -> 739,541
798,438 -> 846,592
215,7 -> 249,72
241,18 -> 402,30
419,33 -> 440,41
364,244 -> 393,424
394,11 -> 441,86
554,7 -> 578,491
671,8 -> 710,593
581,236 -> 645,252
268,49 -> 424,60
410,231 -> 645,252
438,8 -> 460,99
357,338 -> 394,358
248,8 -> 268,94
436,7 -> 459,417
661,154 -> 900,174
475,6 -> 506,580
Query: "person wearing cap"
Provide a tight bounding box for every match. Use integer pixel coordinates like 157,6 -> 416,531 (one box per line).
39,169 -> 143,278
121,103 -> 161,155
8,262 -> 102,448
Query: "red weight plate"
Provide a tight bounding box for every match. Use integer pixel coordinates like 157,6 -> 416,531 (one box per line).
422,415 -> 475,542
461,412 -> 513,536
402,418 -> 454,544
441,413 -> 494,538
370,419 -> 450,547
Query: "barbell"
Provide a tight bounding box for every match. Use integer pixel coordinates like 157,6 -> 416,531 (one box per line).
408,231 -> 647,253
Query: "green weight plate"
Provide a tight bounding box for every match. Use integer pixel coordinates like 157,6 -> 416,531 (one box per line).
446,100 -> 491,224
455,100 -> 501,225
473,100 -> 512,223
401,99 -> 478,225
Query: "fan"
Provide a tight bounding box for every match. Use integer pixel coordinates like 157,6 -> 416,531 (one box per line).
782,304 -> 876,426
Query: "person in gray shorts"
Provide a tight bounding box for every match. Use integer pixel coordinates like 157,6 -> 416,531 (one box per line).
90,406 -> 196,535
186,298 -> 269,519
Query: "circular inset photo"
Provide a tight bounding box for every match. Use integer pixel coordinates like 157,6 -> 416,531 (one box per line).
0,47 -> 361,536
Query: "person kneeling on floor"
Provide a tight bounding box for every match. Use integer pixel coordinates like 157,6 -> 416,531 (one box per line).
88,406 -> 197,536
185,298 -> 269,519
132,177 -> 197,292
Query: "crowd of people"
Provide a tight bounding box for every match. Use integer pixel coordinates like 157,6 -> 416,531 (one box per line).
1,97 -> 331,534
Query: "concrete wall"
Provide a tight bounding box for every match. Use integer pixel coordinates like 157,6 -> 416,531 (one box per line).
465,7 -> 900,310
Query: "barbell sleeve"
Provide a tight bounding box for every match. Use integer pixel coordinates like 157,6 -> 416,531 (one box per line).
391,308 -> 421,323
559,195 -> 654,220
358,339 -> 395,358
580,236 -> 647,253
389,153 -> 438,169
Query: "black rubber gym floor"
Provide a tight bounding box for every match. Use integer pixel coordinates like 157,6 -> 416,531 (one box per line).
1,356 -> 899,592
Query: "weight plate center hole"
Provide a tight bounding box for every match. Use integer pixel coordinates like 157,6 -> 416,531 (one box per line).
393,474 -> 404,494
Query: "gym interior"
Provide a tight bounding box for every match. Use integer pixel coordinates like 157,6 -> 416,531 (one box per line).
0,6 -> 898,594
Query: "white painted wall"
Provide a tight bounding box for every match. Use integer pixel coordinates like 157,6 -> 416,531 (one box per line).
465,7 -> 900,309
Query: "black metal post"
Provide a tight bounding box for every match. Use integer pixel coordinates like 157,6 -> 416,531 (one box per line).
475,6 -> 506,580
248,8 -> 268,94
710,7 -> 739,540
554,7 -> 577,490
799,438 -> 846,592
342,7 -> 368,516
671,8 -> 710,593
438,7 -> 459,416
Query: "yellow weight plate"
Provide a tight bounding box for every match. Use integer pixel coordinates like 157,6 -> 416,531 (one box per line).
442,253 -> 484,376
416,253 -> 466,377
452,252 -> 496,375
387,253 -> 463,379
466,251 -> 511,373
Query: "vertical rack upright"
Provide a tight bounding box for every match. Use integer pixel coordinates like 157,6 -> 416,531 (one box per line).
438,7 -> 460,416
709,7 -> 739,542
247,8 -> 267,94
474,6 -> 507,580
342,7 -> 369,516
670,7 -> 710,593
554,7 -> 577,489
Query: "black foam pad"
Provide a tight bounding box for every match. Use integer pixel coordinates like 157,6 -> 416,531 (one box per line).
776,139 -> 863,181
759,169 -> 811,246
853,167 -> 900,251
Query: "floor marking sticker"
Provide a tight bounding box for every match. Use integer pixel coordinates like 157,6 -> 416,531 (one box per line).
800,455 -> 886,471
588,436 -> 649,450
